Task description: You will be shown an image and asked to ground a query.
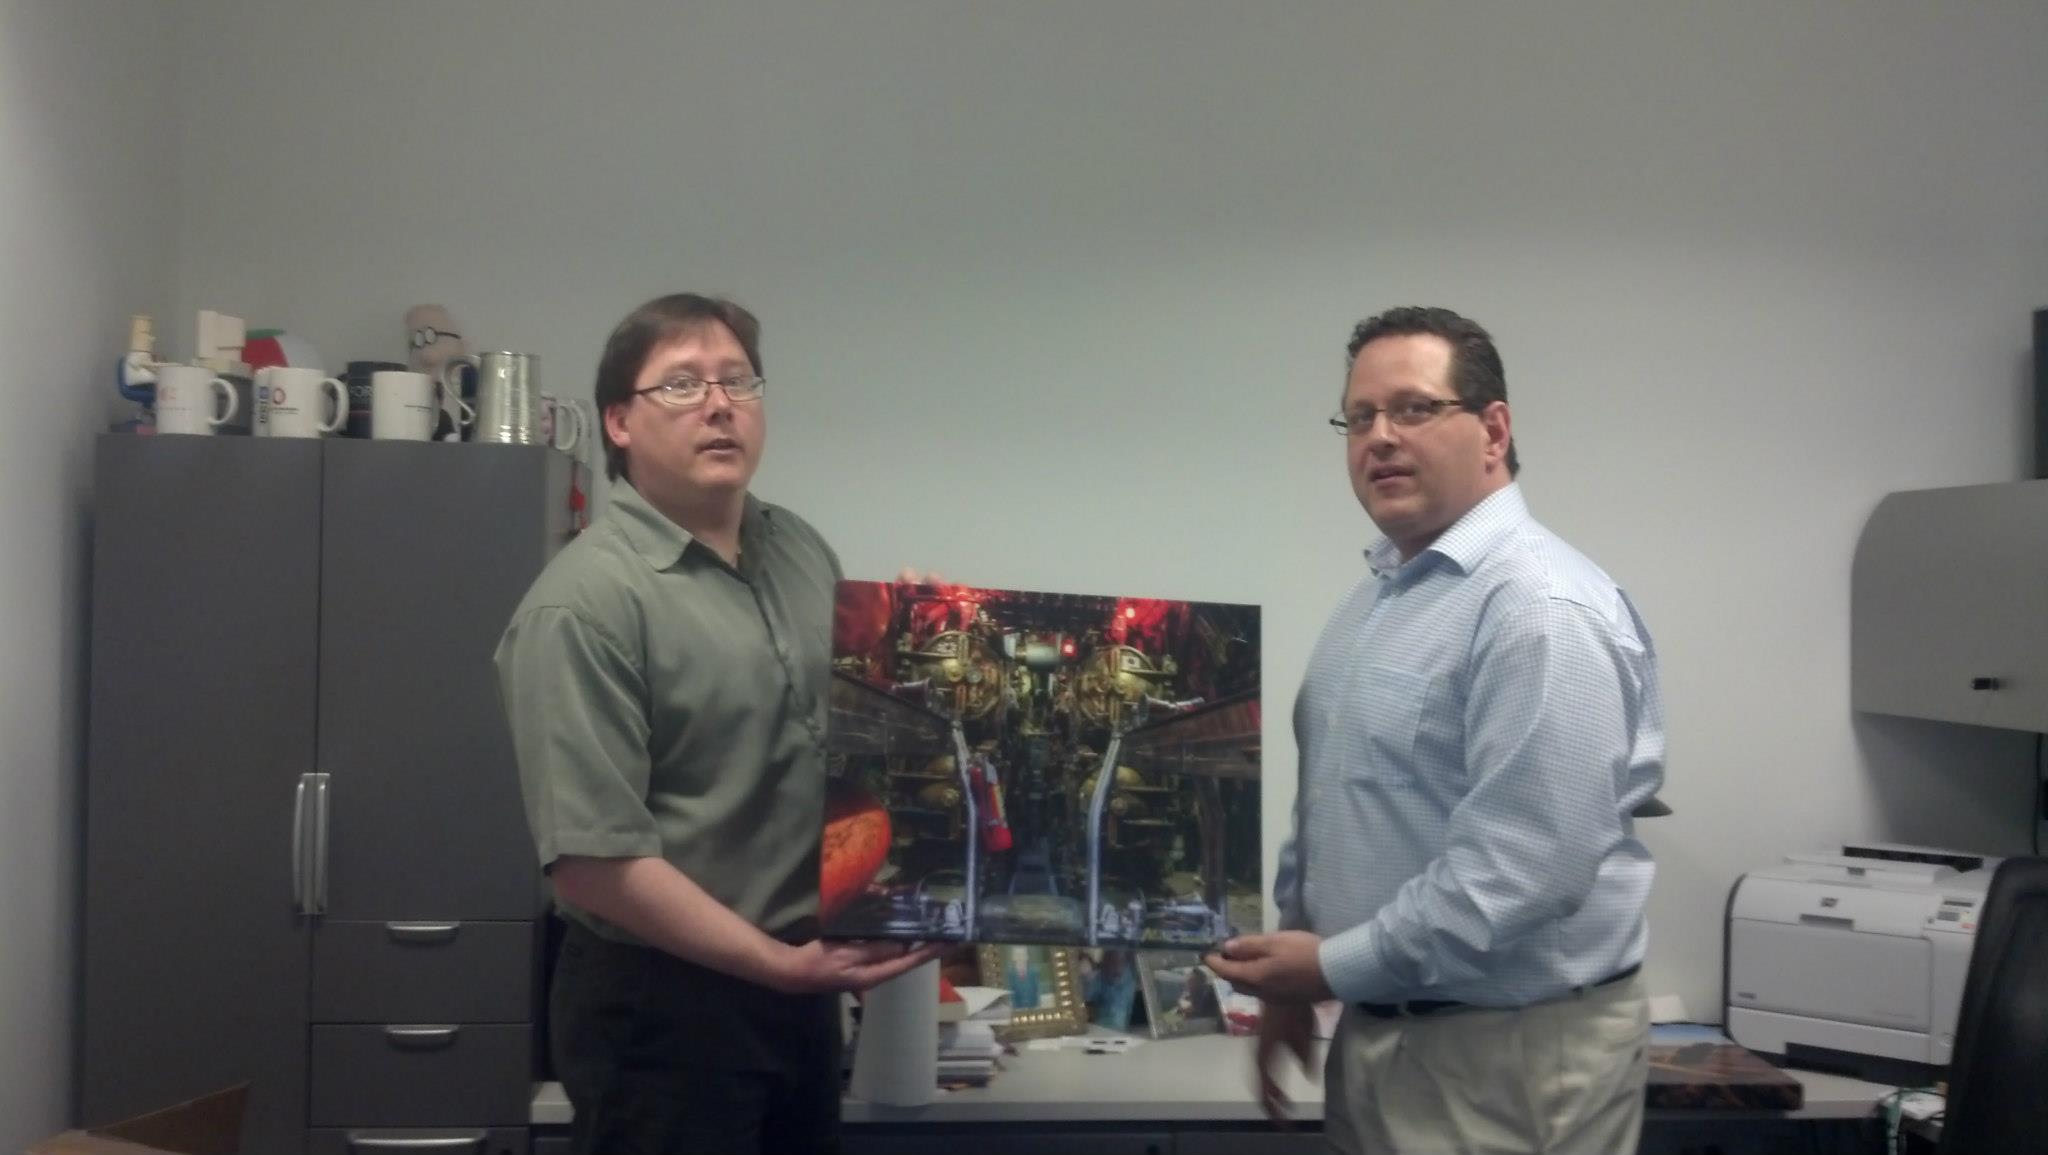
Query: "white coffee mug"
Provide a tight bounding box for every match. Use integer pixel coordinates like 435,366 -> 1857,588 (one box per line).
539,395 -> 585,453
256,366 -> 347,438
153,364 -> 239,436
370,370 -> 465,441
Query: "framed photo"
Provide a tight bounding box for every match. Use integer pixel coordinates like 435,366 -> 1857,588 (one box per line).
1218,974 -> 1262,1036
821,579 -> 1262,950
1076,948 -> 1140,1031
1137,950 -> 1224,1039
978,943 -> 1086,1042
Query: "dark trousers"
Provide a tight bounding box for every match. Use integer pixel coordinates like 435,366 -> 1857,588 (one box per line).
552,921 -> 843,1155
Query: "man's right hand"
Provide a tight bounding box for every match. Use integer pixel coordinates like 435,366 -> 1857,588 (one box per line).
770,939 -> 946,994
1255,999 -> 1316,1126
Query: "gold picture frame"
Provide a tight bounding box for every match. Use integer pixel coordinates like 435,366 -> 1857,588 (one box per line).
977,943 -> 1087,1042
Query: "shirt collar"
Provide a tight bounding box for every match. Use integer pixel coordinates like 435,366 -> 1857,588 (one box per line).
1365,482 -> 1529,580
609,482 -> 770,572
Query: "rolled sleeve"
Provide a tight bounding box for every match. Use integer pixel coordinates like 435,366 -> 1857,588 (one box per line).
494,604 -> 662,867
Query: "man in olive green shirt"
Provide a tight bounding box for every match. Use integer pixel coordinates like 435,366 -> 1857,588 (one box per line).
495,293 -> 933,1155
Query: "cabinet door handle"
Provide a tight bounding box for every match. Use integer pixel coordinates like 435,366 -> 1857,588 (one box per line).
310,772 -> 331,915
383,1025 -> 460,1051
346,1135 -> 486,1152
386,922 -> 461,945
292,776 -> 311,913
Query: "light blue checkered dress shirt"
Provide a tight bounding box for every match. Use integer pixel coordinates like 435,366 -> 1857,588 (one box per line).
1275,483 -> 1664,1007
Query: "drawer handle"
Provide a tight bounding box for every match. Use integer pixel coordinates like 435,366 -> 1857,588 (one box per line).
383,1025 -> 461,1051
386,922 -> 462,945
347,1136 -> 486,1152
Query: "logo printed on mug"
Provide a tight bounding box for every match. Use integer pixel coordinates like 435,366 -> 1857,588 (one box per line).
254,366 -> 349,437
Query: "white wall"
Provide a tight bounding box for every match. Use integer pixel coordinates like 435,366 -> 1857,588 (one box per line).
167,1 -> 2048,1020
0,0 -> 178,1145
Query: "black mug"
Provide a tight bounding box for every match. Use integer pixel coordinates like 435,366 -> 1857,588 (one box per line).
217,372 -> 256,436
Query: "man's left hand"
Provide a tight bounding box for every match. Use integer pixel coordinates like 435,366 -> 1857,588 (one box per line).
1205,931 -> 1335,1003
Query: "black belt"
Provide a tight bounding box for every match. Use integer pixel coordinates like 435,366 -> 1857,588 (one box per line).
1355,963 -> 1641,1020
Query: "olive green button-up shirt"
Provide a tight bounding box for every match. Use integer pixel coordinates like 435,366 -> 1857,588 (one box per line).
494,481 -> 839,944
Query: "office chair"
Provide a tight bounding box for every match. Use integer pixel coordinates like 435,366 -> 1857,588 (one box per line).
1939,855 -> 2048,1154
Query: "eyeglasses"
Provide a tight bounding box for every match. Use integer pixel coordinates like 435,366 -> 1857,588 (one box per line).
408,326 -> 461,350
1328,397 -> 1477,436
632,374 -> 767,408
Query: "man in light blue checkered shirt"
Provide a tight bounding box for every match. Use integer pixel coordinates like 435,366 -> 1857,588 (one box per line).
1207,307 -> 1665,1154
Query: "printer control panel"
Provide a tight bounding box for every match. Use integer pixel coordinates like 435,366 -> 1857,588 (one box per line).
1933,896 -> 1978,932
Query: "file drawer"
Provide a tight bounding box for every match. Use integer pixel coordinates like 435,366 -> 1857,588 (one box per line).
309,1128 -> 529,1155
312,920 -> 534,1023
310,1023 -> 532,1126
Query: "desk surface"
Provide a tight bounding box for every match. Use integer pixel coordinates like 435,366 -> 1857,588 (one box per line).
530,1030 -> 1900,1127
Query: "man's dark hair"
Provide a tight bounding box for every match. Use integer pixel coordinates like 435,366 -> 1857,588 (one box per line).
1346,305 -> 1518,476
593,293 -> 763,481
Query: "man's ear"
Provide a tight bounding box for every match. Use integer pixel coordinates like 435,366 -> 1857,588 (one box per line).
1484,402 -> 1513,466
603,403 -> 632,453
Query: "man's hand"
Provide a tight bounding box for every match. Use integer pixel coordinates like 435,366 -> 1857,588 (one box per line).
1204,931 -> 1335,1003
1253,999 -> 1316,1126
769,939 -> 945,994
895,568 -> 947,586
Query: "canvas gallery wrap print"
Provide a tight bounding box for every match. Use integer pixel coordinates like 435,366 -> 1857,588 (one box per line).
820,579 -> 1261,948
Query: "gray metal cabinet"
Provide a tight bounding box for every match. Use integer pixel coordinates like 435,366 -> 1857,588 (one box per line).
82,436 -> 571,1155
316,442 -> 562,920
1851,479 -> 2048,730
83,436 -> 323,1154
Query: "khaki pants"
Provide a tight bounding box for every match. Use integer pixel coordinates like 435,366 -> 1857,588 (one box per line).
1324,973 -> 1649,1155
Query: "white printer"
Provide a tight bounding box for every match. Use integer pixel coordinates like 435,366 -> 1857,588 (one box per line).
1725,844 -> 1998,1079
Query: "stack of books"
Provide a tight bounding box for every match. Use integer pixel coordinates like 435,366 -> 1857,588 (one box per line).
936,978 -> 1007,1088
845,977 -> 1012,1092
937,1019 -> 1002,1087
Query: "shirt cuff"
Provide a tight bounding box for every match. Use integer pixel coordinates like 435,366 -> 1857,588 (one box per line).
1317,923 -> 1394,1004
542,830 -> 664,865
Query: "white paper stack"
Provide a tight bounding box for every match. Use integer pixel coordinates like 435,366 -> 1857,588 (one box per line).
848,977 -> 1011,1095
937,1019 -> 1002,1086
